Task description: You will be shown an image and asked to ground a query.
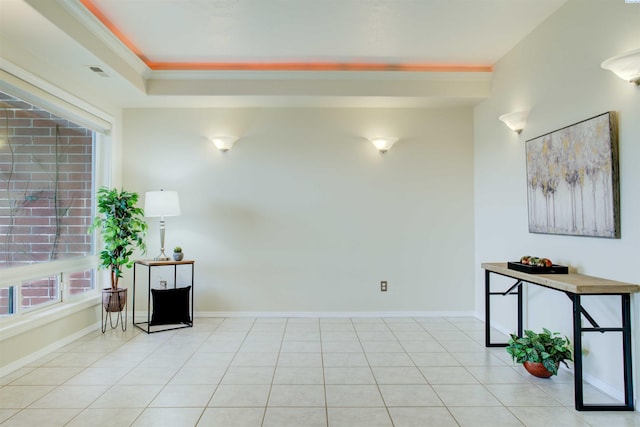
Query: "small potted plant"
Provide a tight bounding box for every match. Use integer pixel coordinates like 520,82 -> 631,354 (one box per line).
506,328 -> 572,378
173,246 -> 184,261
89,187 -> 147,331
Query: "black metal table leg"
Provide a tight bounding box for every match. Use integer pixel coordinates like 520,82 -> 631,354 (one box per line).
485,270 -> 523,347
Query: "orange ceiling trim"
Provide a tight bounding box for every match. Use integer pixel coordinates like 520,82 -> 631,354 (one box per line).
79,0 -> 151,63
80,0 -> 493,73
147,62 -> 492,72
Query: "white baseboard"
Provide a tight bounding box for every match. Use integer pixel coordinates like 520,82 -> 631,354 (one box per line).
0,321 -> 100,378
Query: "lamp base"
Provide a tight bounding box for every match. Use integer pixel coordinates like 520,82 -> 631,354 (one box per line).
154,251 -> 169,261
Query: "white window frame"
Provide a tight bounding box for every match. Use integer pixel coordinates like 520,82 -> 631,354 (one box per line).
0,60 -> 112,330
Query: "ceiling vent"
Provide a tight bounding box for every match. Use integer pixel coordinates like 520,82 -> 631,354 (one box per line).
88,66 -> 109,77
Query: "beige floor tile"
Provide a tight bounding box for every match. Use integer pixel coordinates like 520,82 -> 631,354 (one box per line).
366,352 -> 414,366
357,330 -> 397,341
467,366 -> 531,384
283,331 -> 321,341
44,352 -> 104,368
439,340 -> 486,353
0,408 -> 80,427
117,366 -> 180,385
322,352 -> 368,367
322,341 -> 363,353
231,352 -> 279,367
262,407 -> 326,427
485,384 -> 563,406
267,384 -> 325,407
433,384 -> 502,407
89,384 -> 163,408
150,384 -> 215,407
577,411 -> 640,427
276,352 -> 323,367
238,341 -> 281,353
324,367 -> 376,384
273,367 -> 324,384
198,341 -> 242,353
379,384 -> 443,406
361,341 -> 405,353
4,315 -> 633,427
419,366 -> 478,384
65,408 -> 144,427
209,384 -> 271,407
280,341 -> 322,353
508,406 -> 592,426
169,366 -> 226,385
64,367 -> 130,386
327,407 -> 393,427
451,351 -> 509,367
220,367 -> 275,385
0,386 -> 55,408
371,366 -> 427,384
388,407 -> 458,427
0,409 -> 18,423
29,385 -> 109,408
399,340 -> 447,352
449,406 -> 524,426
393,331 -> 436,341
409,352 -> 460,366
197,407 -> 264,427
183,352 -> 234,368
321,331 -> 359,341
325,384 -> 385,407
9,367 -> 83,386
0,368 -> 34,386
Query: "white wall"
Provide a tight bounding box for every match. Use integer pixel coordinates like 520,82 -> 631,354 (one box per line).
474,0 -> 640,401
123,107 -> 475,314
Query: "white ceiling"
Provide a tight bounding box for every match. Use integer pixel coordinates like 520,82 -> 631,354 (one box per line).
0,0 -> 568,110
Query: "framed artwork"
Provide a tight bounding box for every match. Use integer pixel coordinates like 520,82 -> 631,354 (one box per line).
525,112 -> 619,238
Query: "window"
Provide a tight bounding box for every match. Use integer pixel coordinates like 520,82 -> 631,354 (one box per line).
0,90 -> 98,315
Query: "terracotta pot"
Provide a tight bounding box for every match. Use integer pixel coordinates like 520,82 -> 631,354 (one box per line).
102,288 -> 127,312
523,361 -> 557,378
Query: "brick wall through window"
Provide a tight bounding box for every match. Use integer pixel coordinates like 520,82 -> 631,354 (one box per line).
0,91 -> 95,311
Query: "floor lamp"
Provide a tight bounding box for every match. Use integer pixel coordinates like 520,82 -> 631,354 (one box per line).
144,190 -> 181,261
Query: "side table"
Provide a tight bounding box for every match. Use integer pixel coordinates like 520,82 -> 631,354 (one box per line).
133,259 -> 195,334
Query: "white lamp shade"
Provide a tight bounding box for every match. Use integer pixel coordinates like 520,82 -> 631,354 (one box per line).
210,136 -> 238,151
499,111 -> 529,134
144,190 -> 181,217
370,137 -> 398,152
601,48 -> 640,84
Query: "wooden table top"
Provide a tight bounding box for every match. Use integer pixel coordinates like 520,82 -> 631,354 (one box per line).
135,259 -> 195,266
482,262 -> 640,294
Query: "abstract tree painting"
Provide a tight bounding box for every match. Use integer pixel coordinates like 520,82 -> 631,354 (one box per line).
525,112 -> 619,238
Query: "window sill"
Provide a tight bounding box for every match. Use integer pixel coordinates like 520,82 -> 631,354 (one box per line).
0,292 -> 101,341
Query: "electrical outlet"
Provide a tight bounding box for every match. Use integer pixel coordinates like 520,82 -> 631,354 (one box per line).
380,281 -> 387,292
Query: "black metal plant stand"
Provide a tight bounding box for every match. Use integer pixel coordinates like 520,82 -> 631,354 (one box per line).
101,289 -> 127,333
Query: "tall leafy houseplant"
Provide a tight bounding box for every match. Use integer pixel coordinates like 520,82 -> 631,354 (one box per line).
90,188 -> 147,323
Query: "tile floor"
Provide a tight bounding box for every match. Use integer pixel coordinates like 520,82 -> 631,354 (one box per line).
1,317 -> 640,426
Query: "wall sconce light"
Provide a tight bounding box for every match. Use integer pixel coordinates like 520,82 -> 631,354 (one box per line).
210,136 -> 238,152
601,48 -> 640,85
498,111 -> 529,134
370,137 -> 398,153
145,190 -> 181,261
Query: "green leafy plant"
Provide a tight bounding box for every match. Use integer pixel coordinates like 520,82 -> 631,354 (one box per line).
173,246 -> 182,253
89,187 -> 147,290
506,328 -> 572,376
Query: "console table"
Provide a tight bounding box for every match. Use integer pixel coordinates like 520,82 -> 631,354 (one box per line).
482,262 -> 640,411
